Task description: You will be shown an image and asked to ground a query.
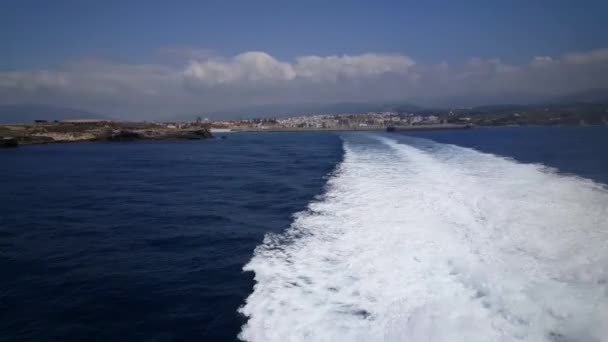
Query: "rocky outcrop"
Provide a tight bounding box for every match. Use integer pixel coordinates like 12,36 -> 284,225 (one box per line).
103,130 -> 143,141
139,128 -> 214,140
175,128 -> 214,140
0,124 -> 213,145
16,135 -> 55,144
1,137 -> 18,148
192,128 -> 213,138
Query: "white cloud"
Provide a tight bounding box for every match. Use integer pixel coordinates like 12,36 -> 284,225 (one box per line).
563,48 -> 608,65
183,52 -> 415,85
184,51 -> 296,85
294,53 -> 415,82
1,48 -> 608,118
0,70 -> 69,91
532,56 -> 554,66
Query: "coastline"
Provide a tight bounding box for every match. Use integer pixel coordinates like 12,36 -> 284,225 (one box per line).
3,122 -> 607,147
0,123 -> 213,147
231,123 -> 471,132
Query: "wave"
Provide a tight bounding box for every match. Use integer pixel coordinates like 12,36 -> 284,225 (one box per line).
239,134 -> 608,342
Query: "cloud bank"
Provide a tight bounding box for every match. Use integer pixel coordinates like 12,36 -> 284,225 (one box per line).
183,52 -> 415,85
1,48 -> 608,119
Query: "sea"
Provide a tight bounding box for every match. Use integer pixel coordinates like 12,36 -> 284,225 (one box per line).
1,127 -> 607,342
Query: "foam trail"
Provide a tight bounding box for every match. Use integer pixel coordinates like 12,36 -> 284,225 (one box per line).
239,134 -> 608,342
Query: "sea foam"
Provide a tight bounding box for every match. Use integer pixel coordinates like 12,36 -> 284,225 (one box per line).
239,134 -> 608,342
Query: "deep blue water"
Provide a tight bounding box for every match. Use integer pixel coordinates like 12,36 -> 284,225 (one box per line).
1,127 -> 607,341
0,133 -> 343,341
403,126 -> 608,185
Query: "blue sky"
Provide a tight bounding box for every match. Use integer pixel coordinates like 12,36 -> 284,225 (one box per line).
3,0 -> 607,69
1,0 -> 608,118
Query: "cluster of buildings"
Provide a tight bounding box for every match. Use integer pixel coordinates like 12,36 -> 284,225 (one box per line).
26,112 -> 452,132
209,112 -> 446,130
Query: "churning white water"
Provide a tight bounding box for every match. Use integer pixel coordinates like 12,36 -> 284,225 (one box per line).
239,134 -> 608,342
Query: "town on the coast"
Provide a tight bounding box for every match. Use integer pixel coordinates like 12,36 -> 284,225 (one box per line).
2,103 -> 608,147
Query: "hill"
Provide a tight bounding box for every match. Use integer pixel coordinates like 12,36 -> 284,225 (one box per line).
548,88 -> 608,105
0,104 -> 110,124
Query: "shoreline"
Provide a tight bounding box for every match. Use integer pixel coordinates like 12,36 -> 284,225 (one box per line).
231,123 -> 472,132
0,125 -> 213,148
3,124 -> 607,148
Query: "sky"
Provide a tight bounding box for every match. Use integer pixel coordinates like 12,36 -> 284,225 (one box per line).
1,0 -> 608,119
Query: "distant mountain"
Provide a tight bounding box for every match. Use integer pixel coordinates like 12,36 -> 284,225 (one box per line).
179,101 -> 422,120
547,88 -> 608,105
0,104 -> 110,124
471,104 -> 532,112
411,89 -> 608,109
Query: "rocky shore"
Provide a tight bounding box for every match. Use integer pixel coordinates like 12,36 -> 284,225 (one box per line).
0,121 -> 213,147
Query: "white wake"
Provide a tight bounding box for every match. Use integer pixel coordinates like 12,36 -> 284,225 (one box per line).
239,134 -> 608,342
